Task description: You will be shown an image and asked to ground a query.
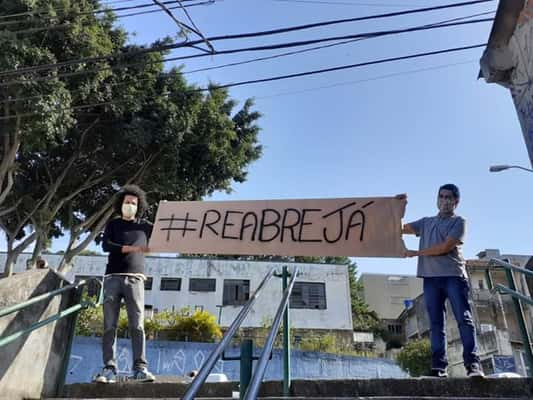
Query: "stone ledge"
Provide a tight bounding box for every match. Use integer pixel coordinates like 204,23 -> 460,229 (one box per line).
60,378 -> 533,398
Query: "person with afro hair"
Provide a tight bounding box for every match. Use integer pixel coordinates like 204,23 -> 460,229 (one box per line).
94,185 -> 155,383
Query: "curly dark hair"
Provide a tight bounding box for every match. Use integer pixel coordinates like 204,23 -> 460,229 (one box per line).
114,184 -> 148,219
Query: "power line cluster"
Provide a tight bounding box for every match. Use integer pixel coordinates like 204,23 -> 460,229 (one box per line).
1,1 -> 493,77
0,0 -> 494,120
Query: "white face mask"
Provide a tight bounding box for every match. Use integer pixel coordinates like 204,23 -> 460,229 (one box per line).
122,203 -> 137,219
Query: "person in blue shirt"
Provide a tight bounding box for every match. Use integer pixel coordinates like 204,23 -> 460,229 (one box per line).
400,184 -> 483,378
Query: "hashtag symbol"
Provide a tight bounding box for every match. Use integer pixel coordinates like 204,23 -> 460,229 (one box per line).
158,212 -> 198,241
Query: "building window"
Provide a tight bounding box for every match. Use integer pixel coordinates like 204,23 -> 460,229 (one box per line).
387,324 -> 402,335
189,278 -> 216,292
145,304 -> 154,318
160,278 -> 181,291
290,282 -> 327,310
145,277 -> 153,291
223,279 -> 250,305
75,275 -> 102,297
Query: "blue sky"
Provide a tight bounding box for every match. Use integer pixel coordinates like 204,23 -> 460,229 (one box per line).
6,0 -> 532,276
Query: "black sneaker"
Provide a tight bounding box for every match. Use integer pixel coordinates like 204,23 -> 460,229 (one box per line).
466,364 -> 485,378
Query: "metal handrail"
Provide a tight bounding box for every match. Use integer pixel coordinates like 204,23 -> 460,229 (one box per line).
0,277 -> 102,348
244,267 -> 299,400
495,284 -> 533,307
489,258 -> 533,279
181,267 -> 277,400
0,279 -> 89,319
486,258 -> 533,377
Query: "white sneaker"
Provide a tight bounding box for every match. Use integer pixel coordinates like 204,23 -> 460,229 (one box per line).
466,364 -> 485,378
93,367 -> 117,383
132,368 -> 155,382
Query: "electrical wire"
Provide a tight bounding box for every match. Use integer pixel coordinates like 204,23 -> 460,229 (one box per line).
178,9 -> 493,74
0,42 -> 486,121
0,0 -> 493,78
0,15 -> 493,88
255,59 -> 477,99
272,0 -> 425,7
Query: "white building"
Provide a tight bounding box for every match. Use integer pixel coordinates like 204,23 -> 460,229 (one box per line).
0,253 -> 353,333
359,272 -> 423,337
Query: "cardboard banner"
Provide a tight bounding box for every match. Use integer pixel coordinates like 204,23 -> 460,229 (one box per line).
149,197 -> 407,257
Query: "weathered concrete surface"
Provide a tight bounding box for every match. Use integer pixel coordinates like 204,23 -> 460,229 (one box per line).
0,269 -> 78,400
60,378 -> 533,398
47,397 -> 533,400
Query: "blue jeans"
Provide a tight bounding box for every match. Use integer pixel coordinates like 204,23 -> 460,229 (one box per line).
423,277 -> 480,371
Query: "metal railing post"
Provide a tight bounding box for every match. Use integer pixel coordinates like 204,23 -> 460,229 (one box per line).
485,269 -> 494,290
56,286 -> 84,396
282,266 -> 291,396
181,268 -> 276,400
244,267 -> 299,400
222,339 -> 269,400
239,339 -> 253,400
504,268 -> 533,376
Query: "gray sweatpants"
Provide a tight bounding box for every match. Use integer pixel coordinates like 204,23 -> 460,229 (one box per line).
102,275 -> 147,371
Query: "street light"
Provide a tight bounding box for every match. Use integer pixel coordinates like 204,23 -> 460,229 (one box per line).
489,164 -> 533,173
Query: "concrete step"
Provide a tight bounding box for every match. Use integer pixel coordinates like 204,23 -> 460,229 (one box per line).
48,397 -> 533,400
57,378 -> 533,399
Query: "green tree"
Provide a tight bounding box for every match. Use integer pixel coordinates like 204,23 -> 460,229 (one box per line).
171,309 -> 222,342
348,262 -> 380,332
0,0 -> 125,274
75,294 -> 103,336
396,338 -> 432,377
145,308 -> 222,342
0,0 -> 263,276
78,249 -> 102,256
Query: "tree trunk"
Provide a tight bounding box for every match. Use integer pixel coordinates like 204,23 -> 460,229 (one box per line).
1,250 -> 17,278
28,233 -> 45,270
1,232 -> 37,277
58,208 -> 114,272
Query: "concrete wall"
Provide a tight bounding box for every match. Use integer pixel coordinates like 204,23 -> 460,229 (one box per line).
66,336 -> 407,383
360,273 -> 423,320
448,330 -> 516,377
0,253 -> 353,331
0,270 -> 77,400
